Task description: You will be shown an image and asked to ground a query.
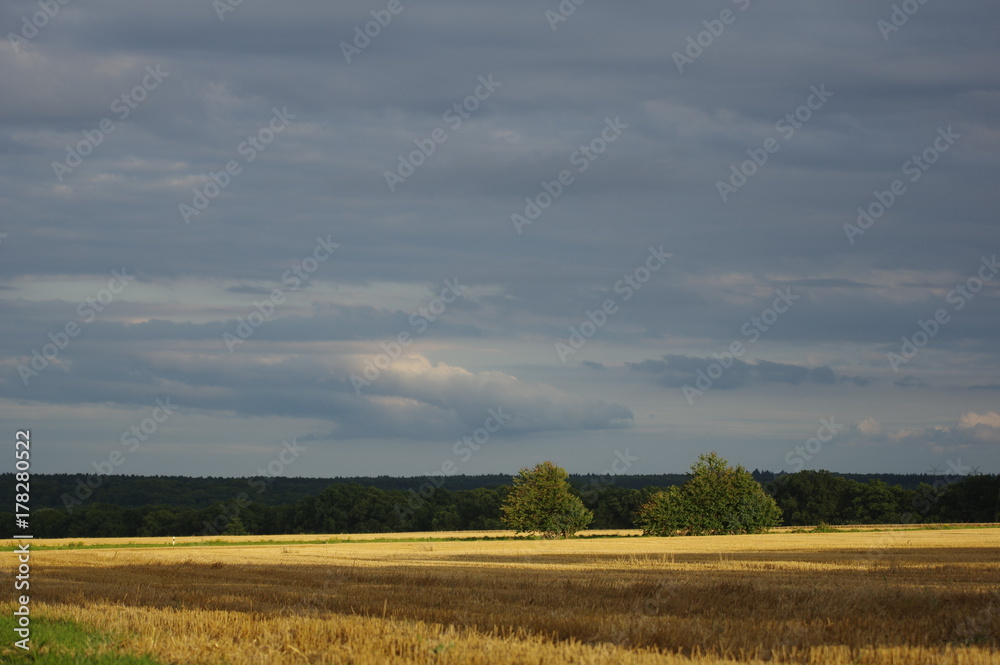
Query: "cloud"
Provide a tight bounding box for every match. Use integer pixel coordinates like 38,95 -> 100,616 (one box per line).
833,412 -> 1000,454
2,1 -> 999,474
783,278 -> 876,290
856,417 -> 883,437
226,285 -> 276,295
359,356 -> 633,437
895,375 -> 929,389
628,354 -> 841,390
1,343 -> 632,442
958,411 -> 1000,430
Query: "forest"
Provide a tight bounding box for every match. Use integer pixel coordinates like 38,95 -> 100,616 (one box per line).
3,470 -> 997,538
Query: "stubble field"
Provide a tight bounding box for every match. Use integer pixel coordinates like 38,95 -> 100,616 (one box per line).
2,528 -> 998,664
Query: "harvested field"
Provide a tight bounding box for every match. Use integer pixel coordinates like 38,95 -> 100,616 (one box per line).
2,528 -> 998,663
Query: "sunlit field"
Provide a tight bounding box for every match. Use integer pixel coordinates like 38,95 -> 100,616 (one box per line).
3,528 -> 998,664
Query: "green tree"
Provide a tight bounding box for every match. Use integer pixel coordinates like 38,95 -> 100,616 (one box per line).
848,480 -> 909,524
32,507 -> 69,538
637,452 -> 781,536
635,485 -> 691,536
222,517 -> 249,535
581,485 -> 646,529
769,470 -> 854,525
930,474 -> 1000,523
454,487 -> 506,530
139,508 -> 180,537
501,461 -> 593,538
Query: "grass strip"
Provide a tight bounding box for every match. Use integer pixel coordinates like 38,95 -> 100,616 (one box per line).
0,614 -> 165,664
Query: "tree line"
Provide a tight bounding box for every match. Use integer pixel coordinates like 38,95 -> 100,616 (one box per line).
5,470 -> 945,511
4,459 -> 996,538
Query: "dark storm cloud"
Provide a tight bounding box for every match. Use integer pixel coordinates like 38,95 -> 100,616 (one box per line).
2,1 -> 996,287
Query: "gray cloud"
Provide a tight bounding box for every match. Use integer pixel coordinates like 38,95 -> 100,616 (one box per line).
628,355 -> 841,391
895,375 -> 930,389
2,0 -> 999,474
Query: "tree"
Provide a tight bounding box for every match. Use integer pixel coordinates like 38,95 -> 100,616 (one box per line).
848,479 -> 909,524
501,461 -> 593,538
222,517 -> 249,535
32,508 -> 69,538
139,508 -> 181,537
637,452 -> 782,536
769,470 -> 854,526
580,485 -> 646,529
930,474 -> 1000,523
635,485 -> 691,536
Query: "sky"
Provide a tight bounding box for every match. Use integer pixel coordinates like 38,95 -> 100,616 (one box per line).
1,0 -> 998,480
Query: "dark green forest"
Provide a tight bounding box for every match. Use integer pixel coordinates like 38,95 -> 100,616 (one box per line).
3,470 -> 997,538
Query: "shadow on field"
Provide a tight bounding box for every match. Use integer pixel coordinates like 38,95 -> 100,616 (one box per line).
34,546 -> 1000,655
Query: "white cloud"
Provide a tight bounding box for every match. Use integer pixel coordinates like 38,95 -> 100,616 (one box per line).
857,417 -> 882,436
835,412 -> 1000,454
359,355 -> 634,435
958,410 -> 1000,430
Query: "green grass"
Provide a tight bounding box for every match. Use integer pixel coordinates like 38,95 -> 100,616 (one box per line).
0,614 -> 164,664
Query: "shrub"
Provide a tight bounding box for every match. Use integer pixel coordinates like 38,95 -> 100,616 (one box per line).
637,452 -> 782,536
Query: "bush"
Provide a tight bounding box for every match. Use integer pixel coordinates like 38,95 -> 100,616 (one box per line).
637,452 -> 781,536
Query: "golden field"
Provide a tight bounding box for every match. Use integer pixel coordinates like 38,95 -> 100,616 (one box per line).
2,528 -> 999,664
